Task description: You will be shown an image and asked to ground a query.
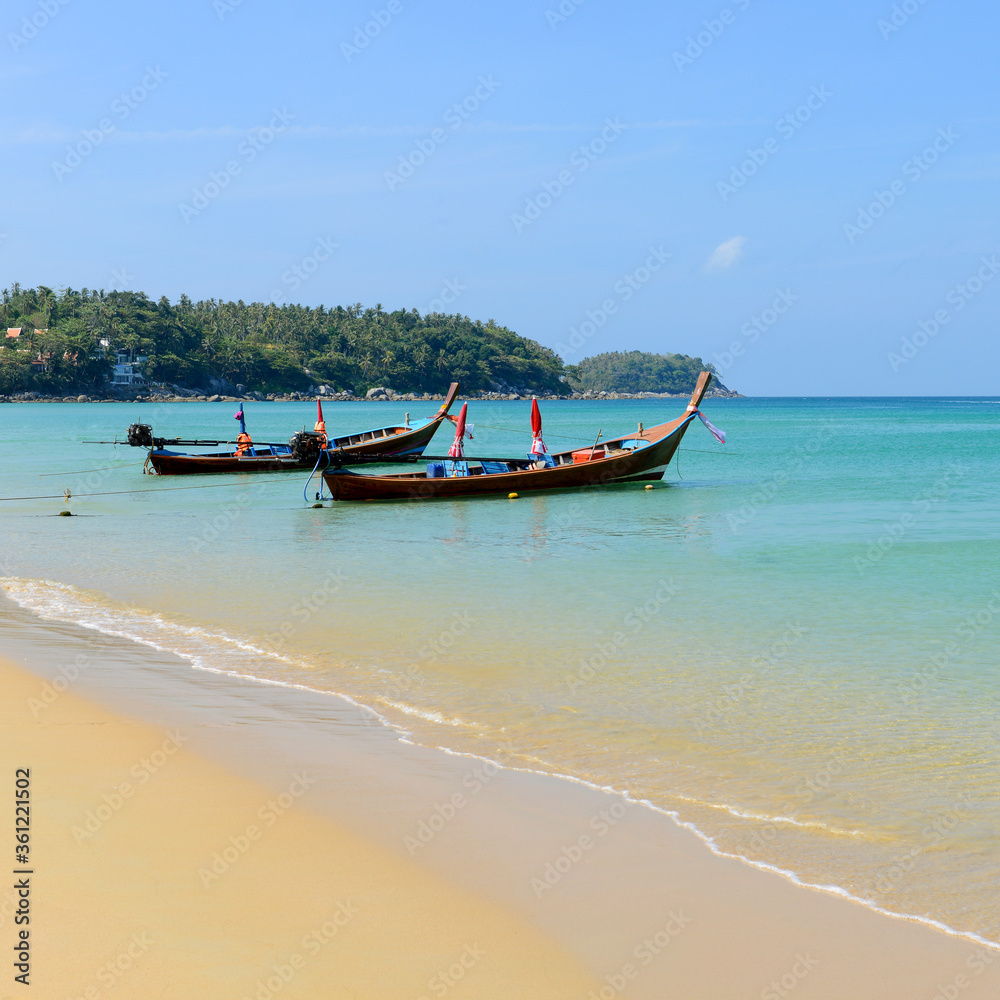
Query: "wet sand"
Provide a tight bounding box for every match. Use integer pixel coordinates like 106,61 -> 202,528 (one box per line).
2,606 -> 999,999
0,657 -> 598,998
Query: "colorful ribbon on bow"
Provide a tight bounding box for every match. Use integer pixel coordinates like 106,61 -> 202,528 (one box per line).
693,410 -> 726,444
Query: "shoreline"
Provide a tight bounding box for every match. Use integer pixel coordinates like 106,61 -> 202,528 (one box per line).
0,388 -> 743,404
0,653 -> 599,998
3,593 -> 999,998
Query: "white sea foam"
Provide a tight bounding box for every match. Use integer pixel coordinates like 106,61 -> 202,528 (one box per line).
0,576 -> 466,742
374,696 -> 480,729
2,574 -> 997,952
666,791 -> 869,839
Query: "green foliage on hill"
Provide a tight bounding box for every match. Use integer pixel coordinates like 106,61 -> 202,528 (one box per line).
564,351 -> 721,394
0,284 -> 565,396
0,286 -> 727,399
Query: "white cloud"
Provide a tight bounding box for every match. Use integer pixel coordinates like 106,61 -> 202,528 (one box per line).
705,236 -> 747,271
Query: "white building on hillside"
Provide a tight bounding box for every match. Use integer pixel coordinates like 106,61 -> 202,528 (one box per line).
112,350 -> 148,386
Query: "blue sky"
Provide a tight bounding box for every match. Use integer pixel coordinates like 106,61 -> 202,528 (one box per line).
3,0 -> 997,394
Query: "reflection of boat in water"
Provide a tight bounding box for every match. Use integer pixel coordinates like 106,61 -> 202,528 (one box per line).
322,372 -> 722,501
127,384 -> 461,475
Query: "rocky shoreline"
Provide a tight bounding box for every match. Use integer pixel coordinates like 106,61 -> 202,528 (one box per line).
1,386 -> 742,404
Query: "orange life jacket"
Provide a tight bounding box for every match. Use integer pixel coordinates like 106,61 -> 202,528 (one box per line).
235,432 -> 252,456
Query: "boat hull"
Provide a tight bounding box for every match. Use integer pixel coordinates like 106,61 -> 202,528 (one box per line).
323,415 -> 694,501
148,450 -> 307,474
320,371 -> 715,502
148,384 -> 461,475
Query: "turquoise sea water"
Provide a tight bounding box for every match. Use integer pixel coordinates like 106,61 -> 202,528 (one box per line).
1,395 -> 998,943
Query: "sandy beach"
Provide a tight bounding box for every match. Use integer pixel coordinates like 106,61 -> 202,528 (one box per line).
1,655 -> 600,999
3,608 -> 999,1000
6,0 -> 998,991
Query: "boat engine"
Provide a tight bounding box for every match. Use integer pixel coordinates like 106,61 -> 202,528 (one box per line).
127,423 -> 154,448
289,430 -> 326,462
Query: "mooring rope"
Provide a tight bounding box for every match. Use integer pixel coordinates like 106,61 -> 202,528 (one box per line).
0,481 -> 265,502
38,462 -> 145,476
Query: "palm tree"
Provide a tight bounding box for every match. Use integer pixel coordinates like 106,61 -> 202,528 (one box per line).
37,286 -> 55,329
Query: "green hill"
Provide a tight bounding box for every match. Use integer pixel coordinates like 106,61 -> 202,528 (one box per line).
564,351 -> 724,394
0,285 -> 729,399
0,285 -> 565,397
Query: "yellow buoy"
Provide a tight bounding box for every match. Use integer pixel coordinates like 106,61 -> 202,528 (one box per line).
644,484 -> 654,490
508,492 -> 518,499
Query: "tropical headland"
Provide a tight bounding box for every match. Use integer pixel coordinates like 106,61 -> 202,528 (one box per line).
0,285 -> 740,402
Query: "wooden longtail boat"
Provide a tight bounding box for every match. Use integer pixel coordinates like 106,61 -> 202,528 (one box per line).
145,383 -> 461,475
322,372 -> 716,501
